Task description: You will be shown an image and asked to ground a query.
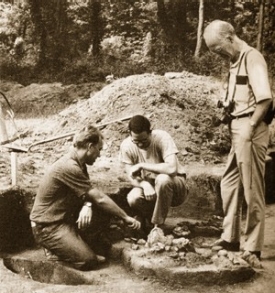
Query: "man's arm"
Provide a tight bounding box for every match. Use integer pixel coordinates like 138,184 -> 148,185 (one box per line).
129,153 -> 178,180
238,51 -> 273,141
123,163 -> 156,201
248,51 -> 273,126
240,99 -> 271,142
124,154 -> 178,202
250,99 -> 272,127
124,163 -> 144,187
86,188 -> 140,229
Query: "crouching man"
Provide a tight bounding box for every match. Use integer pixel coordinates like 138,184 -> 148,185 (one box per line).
30,125 -> 140,271
120,115 -> 188,233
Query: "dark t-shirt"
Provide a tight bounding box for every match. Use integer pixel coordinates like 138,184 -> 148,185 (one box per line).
30,150 -> 91,224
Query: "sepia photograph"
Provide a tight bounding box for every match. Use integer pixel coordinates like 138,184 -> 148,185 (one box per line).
0,1 -> 275,292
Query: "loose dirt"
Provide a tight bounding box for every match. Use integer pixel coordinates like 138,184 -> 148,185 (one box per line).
1,73 -> 275,293
0,72 -> 231,190
0,203 -> 275,293
1,72 -> 275,190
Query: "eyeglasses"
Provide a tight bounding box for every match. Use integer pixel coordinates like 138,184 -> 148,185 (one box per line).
131,137 -> 150,145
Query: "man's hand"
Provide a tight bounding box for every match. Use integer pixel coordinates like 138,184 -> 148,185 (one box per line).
124,216 -> 141,230
76,205 -> 92,230
240,120 -> 255,141
129,164 -> 143,179
140,181 -> 156,201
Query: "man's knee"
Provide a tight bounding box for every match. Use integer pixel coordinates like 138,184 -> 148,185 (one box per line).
155,174 -> 172,186
127,187 -> 143,207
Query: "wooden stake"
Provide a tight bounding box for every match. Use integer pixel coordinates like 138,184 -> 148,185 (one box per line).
11,151 -> 18,186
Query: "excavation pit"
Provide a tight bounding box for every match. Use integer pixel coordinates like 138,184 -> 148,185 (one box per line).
2,213 -> 255,286
1,159 -> 268,287
3,235 -> 255,286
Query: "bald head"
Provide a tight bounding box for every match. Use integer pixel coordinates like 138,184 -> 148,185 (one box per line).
203,20 -> 236,48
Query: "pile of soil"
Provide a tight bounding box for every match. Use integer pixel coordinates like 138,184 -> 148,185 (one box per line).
0,72 -> 234,190
3,72 -> 274,190
52,72 -> 231,164
1,81 -> 104,118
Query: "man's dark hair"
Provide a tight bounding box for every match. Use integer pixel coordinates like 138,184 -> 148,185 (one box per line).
128,115 -> 151,134
73,125 -> 103,148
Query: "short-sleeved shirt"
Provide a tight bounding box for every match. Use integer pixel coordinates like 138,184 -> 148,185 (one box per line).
30,151 -> 92,224
120,129 -> 186,179
227,41 -> 272,116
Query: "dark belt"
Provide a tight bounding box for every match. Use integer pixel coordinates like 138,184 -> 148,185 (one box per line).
231,112 -> 253,120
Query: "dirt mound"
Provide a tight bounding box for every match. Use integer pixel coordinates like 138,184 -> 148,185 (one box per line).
55,72 -> 230,164
1,72 -> 231,190
1,81 -> 104,118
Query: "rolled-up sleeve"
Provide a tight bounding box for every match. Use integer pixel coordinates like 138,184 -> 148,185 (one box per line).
248,51 -> 272,103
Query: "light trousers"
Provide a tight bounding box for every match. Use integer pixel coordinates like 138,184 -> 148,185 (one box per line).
221,117 -> 269,251
127,174 -> 188,225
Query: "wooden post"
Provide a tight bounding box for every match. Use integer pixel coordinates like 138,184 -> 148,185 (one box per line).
10,151 -> 18,186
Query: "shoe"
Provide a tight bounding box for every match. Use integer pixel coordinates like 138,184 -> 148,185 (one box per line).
241,251 -> 262,269
212,238 -> 240,252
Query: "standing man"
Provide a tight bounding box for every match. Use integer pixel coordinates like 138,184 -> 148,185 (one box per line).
120,115 -> 188,233
203,20 -> 273,267
30,125 -> 140,271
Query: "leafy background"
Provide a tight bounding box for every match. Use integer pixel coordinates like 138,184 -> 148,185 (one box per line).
0,0 -> 274,87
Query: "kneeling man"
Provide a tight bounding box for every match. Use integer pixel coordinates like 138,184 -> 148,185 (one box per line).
30,125 -> 140,271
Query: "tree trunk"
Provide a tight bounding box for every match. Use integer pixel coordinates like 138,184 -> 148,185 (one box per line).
157,0 -> 187,52
257,0 -> 265,52
194,0 -> 204,58
89,0 -> 102,57
52,0 -> 68,68
230,0 -> 235,24
156,0 -> 170,36
28,0 -> 47,68
174,0 -> 187,53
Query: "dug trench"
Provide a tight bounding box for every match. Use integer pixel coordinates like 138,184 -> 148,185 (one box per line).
0,158 -> 275,287
1,73 -> 275,291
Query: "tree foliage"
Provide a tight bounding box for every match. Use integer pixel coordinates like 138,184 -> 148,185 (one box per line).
0,0 -> 274,84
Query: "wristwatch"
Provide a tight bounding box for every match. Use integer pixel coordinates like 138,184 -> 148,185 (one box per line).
84,202 -> 92,208
249,120 -> 256,128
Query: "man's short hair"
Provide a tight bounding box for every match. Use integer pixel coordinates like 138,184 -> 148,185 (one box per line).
128,115 -> 151,134
73,125 -> 102,148
203,20 -> 235,45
